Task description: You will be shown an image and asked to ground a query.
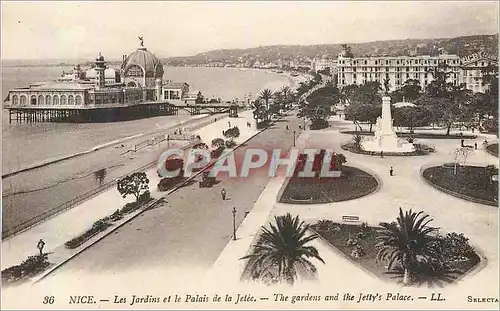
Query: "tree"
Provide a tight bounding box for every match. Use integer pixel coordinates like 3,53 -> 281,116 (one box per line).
251,100 -> 268,123
241,213 -> 324,285
376,208 -> 440,285
195,91 -> 204,104
117,172 -> 150,202
345,82 -> 382,132
339,84 -> 358,105
392,79 -> 421,102
392,106 -> 431,133
333,153 -> 347,170
345,104 -> 381,132
223,126 -> 240,147
259,89 -> 273,119
298,86 -> 339,129
353,134 -> 363,150
453,147 -> 474,175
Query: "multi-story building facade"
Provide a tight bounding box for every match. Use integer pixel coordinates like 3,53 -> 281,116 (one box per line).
460,51 -> 498,93
336,53 -> 461,92
335,46 -> 498,94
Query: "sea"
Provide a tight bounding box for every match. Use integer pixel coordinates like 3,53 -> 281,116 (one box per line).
1,63 -> 293,173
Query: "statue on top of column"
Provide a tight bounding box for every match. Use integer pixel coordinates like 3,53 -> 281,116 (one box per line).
383,78 -> 390,95
138,36 -> 144,47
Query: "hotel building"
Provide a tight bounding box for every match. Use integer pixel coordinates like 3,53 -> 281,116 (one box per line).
335,46 -> 497,94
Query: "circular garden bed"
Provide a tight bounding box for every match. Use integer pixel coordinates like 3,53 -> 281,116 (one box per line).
279,166 -> 379,204
341,142 -> 434,156
422,165 -> 498,206
486,143 -> 498,157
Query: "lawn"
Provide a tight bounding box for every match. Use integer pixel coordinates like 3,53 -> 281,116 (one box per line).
311,222 -> 480,287
422,165 -> 498,205
279,166 -> 378,204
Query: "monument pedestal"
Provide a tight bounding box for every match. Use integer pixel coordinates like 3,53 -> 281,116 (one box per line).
361,96 -> 415,153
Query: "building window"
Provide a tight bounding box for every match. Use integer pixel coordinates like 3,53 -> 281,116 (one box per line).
20,95 -> 27,106
75,95 -> 82,105
12,95 -> 19,106
61,95 -> 67,105
30,95 -> 37,105
46,95 -> 52,105
38,95 -> 44,105
68,95 -> 75,105
53,95 -> 60,105
353,73 -> 357,79
364,60 -> 367,65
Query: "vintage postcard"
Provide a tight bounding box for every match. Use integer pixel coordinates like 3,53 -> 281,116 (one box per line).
1,1 -> 499,310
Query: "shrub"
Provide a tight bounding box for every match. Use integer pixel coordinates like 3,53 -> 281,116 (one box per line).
138,190 -> 152,204
110,209 -> 123,222
225,140 -> 237,148
345,237 -> 360,247
120,201 -> 139,214
2,253 -> 51,282
435,232 -> 476,262
351,245 -> 366,258
309,119 -> 329,130
353,134 -> 363,150
360,222 -> 369,231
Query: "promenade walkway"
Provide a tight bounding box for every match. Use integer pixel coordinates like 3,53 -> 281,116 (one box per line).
24,111 -> 302,289
2,111 -> 256,269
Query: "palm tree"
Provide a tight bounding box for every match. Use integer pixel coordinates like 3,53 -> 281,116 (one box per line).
241,213 -> 324,285
280,86 -> 292,108
259,89 -> 273,120
376,208 -> 439,286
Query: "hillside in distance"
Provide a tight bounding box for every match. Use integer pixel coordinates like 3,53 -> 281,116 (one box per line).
163,34 -> 498,66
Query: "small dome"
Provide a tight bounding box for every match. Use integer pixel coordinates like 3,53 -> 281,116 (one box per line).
122,47 -> 163,78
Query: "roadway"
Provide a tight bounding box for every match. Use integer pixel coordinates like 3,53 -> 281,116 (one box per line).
42,112 -> 302,281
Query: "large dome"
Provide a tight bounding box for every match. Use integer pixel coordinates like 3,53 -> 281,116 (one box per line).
122,47 -> 163,78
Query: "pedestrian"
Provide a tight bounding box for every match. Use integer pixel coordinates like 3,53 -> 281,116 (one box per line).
286,124 -> 289,130
461,139 -> 464,147
37,239 -> 45,256
472,127 -> 475,134
298,124 -> 302,130
215,117 -> 217,122
221,188 -> 227,200
390,166 -> 394,176
228,121 -> 231,128
380,151 -> 384,158
474,142 -> 478,150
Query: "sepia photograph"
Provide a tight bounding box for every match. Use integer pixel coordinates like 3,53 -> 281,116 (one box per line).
1,1 -> 499,309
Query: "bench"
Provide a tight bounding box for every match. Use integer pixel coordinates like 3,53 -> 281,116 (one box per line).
342,215 -> 360,223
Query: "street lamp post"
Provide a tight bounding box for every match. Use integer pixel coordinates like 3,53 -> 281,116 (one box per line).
232,207 -> 237,241
293,130 -> 296,147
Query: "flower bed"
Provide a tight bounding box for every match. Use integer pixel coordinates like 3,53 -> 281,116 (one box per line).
64,192 -> 153,249
422,165 -> 498,206
341,142 -> 434,156
279,166 -> 379,204
312,221 -> 480,287
486,143 -> 498,157
1,253 -> 51,287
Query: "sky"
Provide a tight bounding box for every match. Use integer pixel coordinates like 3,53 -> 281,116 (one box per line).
1,1 -> 498,60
